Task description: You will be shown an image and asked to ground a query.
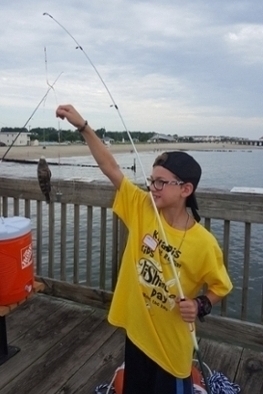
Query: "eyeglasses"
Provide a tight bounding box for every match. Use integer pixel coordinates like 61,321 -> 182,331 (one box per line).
147,178 -> 184,191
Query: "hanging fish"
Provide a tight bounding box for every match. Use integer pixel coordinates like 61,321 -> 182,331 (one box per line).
37,156 -> 52,203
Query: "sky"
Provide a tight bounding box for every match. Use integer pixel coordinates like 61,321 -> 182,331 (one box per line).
0,0 -> 262,138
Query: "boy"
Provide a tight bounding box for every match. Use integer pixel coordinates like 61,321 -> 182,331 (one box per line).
56,104 -> 233,394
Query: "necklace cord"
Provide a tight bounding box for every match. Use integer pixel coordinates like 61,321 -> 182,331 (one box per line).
176,212 -> 190,252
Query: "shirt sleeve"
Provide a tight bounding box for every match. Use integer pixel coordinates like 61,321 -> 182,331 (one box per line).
112,177 -> 148,228
204,241 -> 233,297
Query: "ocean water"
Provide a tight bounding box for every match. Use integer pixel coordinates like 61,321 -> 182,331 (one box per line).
1,146 -> 263,189
1,147 -> 263,322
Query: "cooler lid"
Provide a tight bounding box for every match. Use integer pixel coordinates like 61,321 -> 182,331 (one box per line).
0,216 -> 32,240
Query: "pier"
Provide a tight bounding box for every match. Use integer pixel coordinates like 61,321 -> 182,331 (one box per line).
230,139 -> 263,147
0,177 -> 263,393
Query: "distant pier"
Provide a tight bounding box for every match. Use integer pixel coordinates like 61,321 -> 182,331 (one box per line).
231,139 -> 263,147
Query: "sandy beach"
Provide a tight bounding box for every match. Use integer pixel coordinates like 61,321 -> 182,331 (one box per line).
0,141 -> 260,161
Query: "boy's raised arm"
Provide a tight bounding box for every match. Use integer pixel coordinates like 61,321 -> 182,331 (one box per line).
56,104 -> 124,189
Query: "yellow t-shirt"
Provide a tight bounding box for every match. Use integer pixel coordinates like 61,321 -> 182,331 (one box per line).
108,177 -> 233,378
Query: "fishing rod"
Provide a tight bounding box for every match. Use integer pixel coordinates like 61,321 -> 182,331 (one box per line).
0,72 -> 63,163
43,12 -> 211,393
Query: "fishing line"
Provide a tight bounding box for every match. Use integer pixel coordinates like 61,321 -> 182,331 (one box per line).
42,47 -> 49,148
43,12 -> 210,392
44,46 -> 63,199
44,46 -> 62,136
0,72 -> 63,163
42,13 -> 143,172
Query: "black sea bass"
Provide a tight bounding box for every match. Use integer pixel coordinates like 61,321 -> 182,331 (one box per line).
37,156 -> 52,203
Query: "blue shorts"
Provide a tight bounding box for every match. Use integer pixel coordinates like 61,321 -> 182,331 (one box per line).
123,336 -> 194,394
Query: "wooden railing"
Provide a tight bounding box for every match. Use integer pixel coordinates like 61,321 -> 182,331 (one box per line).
1,176 -> 263,346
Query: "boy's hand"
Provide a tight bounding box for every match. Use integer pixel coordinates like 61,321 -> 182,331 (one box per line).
178,298 -> 198,323
56,104 -> 85,129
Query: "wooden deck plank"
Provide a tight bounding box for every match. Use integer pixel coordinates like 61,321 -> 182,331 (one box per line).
0,298 -> 95,391
0,281 -> 45,317
235,348 -> 263,393
57,328 -> 125,394
197,315 -> 263,349
2,294 -> 263,394
0,309 -> 111,394
197,338 -> 243,382
6,295 -> 65,342
37,276 -> 112,310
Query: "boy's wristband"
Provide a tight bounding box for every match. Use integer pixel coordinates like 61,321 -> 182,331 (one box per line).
78,120 -> 88,133
195,295 -> 212,322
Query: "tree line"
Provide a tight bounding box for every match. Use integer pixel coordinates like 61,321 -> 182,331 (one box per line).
1,127 -> 235,144
0,127 -> 159,143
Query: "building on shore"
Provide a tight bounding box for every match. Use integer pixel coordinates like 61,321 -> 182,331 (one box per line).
0,131 -> 30,146
147,133 -> 176,143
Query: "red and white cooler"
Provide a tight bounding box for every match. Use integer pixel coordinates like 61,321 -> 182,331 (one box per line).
0,216 -> 34,305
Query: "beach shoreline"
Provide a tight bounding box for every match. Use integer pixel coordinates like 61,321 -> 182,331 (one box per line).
0,141 -> 260,161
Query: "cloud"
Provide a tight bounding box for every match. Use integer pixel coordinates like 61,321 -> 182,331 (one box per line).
225,24 -> 263,65
0,0 -> 262,138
